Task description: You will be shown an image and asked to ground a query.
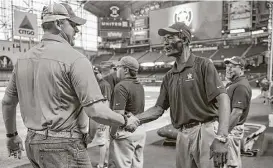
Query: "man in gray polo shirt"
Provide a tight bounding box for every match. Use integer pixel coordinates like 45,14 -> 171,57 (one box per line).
2,2 -> 139,168
133,22 -> 231,168
224,56 -> 252,168
109,56 -> 145,168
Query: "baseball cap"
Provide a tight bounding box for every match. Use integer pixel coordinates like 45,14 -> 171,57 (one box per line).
41,2 -> 70,23
224,56 -> 246,67
60,3 -> 86,25
117,56 -> 139,71
42,2 -> 86,25
93,66 -> 102,74
158,22 -> 192,41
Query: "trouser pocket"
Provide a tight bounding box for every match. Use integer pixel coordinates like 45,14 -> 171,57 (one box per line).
40,148 -> 70,168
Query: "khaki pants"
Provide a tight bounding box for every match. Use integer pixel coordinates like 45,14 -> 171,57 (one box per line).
226,125 -> 244,168
176,121 -> 223,168
108,127 -> 146,168
176,121 -> 242,168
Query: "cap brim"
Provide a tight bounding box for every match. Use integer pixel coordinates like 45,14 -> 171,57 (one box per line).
158,27 -> 179,36
224,58 -> 238,65
68,16 -> 86,25
42,15 -> 69,23
116,61 -> 122,67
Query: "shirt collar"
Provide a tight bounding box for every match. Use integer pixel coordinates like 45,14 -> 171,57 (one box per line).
231,75 -> 246,83
171,54 -> 196,73
41,33 -> 69,44
123,77 -> 140,83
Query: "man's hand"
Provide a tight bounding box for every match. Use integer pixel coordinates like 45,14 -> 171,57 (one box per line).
6,135 -> 24,159
210,138 -> 229,167
124,114 -> 140,132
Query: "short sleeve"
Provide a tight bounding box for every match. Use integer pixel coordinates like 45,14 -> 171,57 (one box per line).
112,84 -> 128,111
70,57 -> 105,106
204,61 -> 226,102
5,63 -> 18,98
100,82 -> 112,101
155,77 -> 170,110
231,85 -> 250,110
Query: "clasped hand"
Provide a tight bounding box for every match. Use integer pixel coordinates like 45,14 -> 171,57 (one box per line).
124,112 -> 140,132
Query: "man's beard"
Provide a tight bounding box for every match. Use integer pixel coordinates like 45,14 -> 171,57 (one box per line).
164,42 -> 183,57
226,72 -> 236,80
58,29 -> 74,46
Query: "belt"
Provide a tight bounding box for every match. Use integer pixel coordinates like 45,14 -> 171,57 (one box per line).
181,117 -> 218,130
28,129 -> 85,139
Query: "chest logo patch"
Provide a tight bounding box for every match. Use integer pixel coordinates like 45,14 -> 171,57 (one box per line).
185,73 -> 194,81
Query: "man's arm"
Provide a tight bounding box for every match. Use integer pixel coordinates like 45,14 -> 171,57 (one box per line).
228,85 -> 250,132
84,101 -> 126,127
2,63 -> 18,134
203,61 -> 230,136
215,93 -> 230,136
228,108 -> 243,132
2,63 -> 24,159
136,106 -> 165,125
2,94 -> 18,134
136,76 -> 169,125
70,58 -> 138,129
204,61 -> 230,167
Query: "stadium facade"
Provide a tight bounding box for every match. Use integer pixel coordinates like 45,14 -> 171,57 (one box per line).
0,0 -> 272,87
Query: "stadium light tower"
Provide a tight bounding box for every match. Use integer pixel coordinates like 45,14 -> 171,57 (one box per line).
268,1 -> 273,98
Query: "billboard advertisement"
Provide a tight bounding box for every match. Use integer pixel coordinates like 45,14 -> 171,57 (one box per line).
228,1 -> 252,30
100,31 -> 130,38
133,17 -> 149,29
149,1 -> 223,45
132,30 -> 149,41
99,18 -> 130,31
14,10 -> 38,38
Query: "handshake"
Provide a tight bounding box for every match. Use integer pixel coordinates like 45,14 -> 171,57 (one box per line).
123,112 -> 140,133
110,112 -> 141,138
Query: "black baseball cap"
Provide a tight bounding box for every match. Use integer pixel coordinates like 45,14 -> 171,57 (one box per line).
158,22 -> 192,42
93,66 -> 102,74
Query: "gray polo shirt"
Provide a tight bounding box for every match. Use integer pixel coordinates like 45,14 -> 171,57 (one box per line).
5,33 -> 104,133
112,77 -> 144,115
226,76 -> 252,124
156,54 -> 226,128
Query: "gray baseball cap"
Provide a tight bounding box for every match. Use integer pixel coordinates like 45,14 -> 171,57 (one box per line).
117,56 -> 139,71
42,2 -> 86,25
224,56 -> 246,67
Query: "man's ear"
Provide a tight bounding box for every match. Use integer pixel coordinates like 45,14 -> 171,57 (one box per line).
124,67 -> 129,74
55,20 -> 63,31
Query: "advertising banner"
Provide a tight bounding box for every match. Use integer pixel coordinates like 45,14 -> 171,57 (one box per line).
14,10 -> 38,38
133,17 -> 149,29
228,1 -> 252,30
99,18 -> 130,31
100,31 -> 130,38
131,30 -> 149,41
149,1 -> 223,45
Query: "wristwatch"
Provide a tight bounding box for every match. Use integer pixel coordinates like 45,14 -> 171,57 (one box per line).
6,131 -> 18,138
215,135 -> 228,143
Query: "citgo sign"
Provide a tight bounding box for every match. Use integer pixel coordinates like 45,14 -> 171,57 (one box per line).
14,10 -> 38,38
